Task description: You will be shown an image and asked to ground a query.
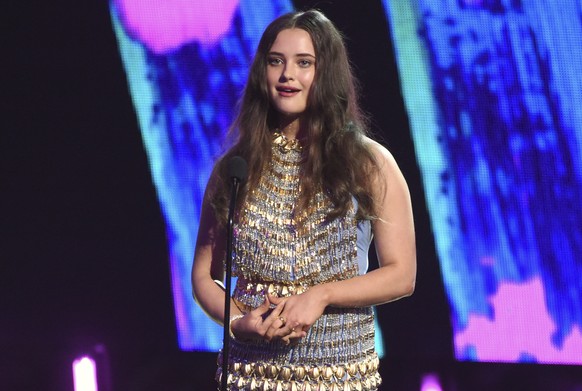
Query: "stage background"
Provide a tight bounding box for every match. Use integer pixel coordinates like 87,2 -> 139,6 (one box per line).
2,1 -> 581,390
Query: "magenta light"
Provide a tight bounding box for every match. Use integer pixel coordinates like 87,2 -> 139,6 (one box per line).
112,0 -> 240,53
72,356 -> 98,391
421,373 -> 443,391
455,277 -> 582,364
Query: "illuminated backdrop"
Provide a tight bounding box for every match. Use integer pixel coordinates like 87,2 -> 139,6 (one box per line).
110,0 -> 582,364
384,0 -> 582,364
110,0 -> 294,350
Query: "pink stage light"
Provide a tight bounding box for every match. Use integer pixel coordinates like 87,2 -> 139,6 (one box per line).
72,356 -> 98,391
421,373 -> 443,391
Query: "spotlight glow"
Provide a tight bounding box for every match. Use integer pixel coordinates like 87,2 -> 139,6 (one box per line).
72,356 -> 98,391
421,373 -> 442,391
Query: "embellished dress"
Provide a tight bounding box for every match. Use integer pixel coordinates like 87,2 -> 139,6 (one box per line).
221,133 -> 381,391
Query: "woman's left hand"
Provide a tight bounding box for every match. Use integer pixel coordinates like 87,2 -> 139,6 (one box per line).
268,286 -> 328,345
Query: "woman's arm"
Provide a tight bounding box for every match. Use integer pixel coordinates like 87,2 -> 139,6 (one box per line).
191,178 -> 230,325
270,139 -> 416,337
317,138 -> 417,306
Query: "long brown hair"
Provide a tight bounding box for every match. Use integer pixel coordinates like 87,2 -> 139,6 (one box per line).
210,10 -> 380,224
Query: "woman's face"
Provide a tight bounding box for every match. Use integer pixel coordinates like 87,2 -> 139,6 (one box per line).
266,28 -> 316,122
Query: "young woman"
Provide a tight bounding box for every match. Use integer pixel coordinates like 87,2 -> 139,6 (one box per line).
191,10 -> 416,391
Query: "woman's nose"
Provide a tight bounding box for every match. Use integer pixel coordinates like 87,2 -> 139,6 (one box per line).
280,65 -> 295,81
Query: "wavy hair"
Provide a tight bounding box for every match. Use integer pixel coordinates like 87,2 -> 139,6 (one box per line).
210,10 -> 380,225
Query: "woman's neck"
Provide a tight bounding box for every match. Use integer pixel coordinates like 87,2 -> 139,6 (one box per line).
278,116 -> 305,141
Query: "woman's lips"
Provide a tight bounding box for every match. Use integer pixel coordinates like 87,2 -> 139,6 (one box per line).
276,86 -> 300,97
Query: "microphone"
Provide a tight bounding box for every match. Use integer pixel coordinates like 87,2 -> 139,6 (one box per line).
221,155 -> 247,391
227,155 -> 248,184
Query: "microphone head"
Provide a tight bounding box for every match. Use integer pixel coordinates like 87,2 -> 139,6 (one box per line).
227,155 -> 248,182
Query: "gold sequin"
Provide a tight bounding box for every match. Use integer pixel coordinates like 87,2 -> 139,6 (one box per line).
273,132 -> 303,152
223,357 -> 381,390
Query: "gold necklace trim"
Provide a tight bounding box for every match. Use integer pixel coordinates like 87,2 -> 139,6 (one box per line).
273,131 -> 303,152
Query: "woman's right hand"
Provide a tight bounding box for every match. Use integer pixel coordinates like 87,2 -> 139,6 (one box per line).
230,295 -> 303,344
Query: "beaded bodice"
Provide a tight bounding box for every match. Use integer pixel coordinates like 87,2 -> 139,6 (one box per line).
233,133 -> 360,307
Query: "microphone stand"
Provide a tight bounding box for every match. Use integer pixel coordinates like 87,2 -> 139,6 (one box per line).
221,176 -> 241,391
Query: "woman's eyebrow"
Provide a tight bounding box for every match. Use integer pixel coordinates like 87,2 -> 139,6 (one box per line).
268,51 -> 316,59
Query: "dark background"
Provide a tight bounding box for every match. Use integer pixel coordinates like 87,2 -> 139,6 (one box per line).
2,1 -> 580,390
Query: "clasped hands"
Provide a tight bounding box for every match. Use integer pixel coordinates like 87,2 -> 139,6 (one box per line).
229,288 -> 326,345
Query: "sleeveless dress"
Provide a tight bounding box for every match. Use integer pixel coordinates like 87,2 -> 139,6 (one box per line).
220,133 -> 381,391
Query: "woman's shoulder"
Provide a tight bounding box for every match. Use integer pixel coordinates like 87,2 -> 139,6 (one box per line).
204,156 -> 228,195
361,137 -> 411,197
362,136 -> 399,171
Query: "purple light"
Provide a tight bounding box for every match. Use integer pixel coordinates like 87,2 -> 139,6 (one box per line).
112,0 -> 240,53
455,277 -> 582,364
421,373 -> 443,391
72,356 -> 98,391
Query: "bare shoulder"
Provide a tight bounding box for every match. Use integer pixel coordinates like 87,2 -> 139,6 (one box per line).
362,137 -> 414,249
362,136 -> 404,180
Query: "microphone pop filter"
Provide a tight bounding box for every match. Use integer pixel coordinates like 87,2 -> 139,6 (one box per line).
227,155 -> 248,182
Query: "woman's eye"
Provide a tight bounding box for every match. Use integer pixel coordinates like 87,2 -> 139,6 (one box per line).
268,58 -> 283,65
298,60 -> 312,67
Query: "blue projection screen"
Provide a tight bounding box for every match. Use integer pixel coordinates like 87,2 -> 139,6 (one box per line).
110,0 -> 294,351
110,0 -> 387,355
384,0 -> 582,364
111,0 -> 582,363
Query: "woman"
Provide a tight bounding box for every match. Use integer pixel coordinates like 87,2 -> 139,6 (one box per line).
192,9 -> 416,391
